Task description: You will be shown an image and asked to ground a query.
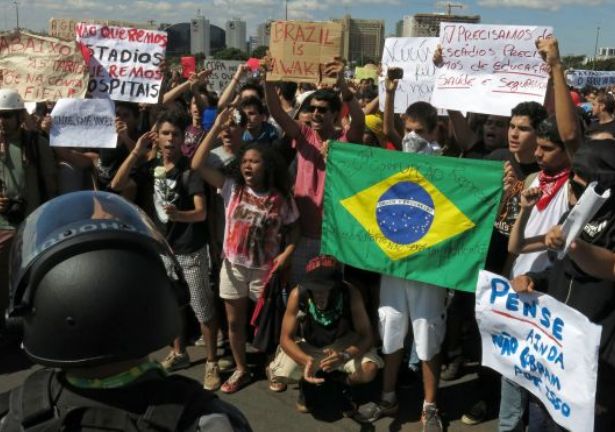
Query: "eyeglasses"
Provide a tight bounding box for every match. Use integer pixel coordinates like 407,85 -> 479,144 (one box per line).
309,105 -> 329,114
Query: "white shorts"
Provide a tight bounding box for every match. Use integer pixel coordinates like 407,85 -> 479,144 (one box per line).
219,259 -> 268,301
378,275 -> 448,361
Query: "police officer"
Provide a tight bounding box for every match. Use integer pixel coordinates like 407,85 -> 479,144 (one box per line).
0,191 -> 251,431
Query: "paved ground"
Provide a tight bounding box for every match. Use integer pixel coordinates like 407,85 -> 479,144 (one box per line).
1,342 -> 500,432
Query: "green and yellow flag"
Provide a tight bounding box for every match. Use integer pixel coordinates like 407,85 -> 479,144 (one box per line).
322,142 -> 503,292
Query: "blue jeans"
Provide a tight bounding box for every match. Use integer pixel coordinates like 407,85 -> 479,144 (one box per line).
498,377 -> 528,432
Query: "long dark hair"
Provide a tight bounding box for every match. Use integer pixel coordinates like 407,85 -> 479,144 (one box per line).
231,143 -> 292,198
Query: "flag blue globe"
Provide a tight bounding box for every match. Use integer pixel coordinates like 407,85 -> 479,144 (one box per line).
376,181 -> 435,245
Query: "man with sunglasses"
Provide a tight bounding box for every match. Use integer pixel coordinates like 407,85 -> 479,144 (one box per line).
0,89 -> 57,334
265,59 -> 365,285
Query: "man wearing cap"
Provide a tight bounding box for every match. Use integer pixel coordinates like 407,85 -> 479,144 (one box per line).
268,255 -> 383,413
0,89 -> 57,332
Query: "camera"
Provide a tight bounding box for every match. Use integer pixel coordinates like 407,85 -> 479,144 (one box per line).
387,68 -> 404,80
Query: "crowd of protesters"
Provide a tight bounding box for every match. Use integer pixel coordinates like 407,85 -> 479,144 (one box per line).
1,35 -> 615,432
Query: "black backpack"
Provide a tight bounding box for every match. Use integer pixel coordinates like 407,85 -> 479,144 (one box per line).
0,368 -> 249,432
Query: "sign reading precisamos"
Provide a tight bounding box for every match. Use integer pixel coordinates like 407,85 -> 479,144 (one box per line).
379,37 -> 438,114
50,98 -> 117,148
475,271 -> 601,432
75,24 -> 167,103
431,23 -> 552,116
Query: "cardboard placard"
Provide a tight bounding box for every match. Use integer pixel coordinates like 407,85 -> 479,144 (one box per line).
0,31 -> 88,101
76,23 -> 167,104
431,23 -> 552,116
267,20 -> 342,84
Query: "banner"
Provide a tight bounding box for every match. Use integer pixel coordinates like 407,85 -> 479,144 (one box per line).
204,59 -> 244,93
379,37 -> 439,114
321,142 -> 503,292
431,23 -> 552,116
50,98 -> 117,148
50,18 -> 155,41
566,70 -> 615,89
475,271 -> 601,432
267,20 -> 342,84
0,31 -> 88,101
75,23 -> 167,103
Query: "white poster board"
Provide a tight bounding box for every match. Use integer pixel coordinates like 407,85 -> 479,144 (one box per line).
50,98 -> 117,148
379,37 -> 439,114
431,23 -> 552,116
75,24 -> 167,103
204,60 -> 244,94
566,70 -> 615,89
475,271 -> 601,432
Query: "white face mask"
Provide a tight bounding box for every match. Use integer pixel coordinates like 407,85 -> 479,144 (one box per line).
401,131 -> 442,155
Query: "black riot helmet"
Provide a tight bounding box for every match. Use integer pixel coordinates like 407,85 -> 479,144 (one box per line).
6,191 -> 187,368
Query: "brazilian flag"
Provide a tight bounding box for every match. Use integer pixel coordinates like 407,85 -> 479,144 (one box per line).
322,142 -> 503,292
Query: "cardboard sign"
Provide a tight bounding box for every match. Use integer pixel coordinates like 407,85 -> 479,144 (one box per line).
50,98 -> 117,148
267,20 -> 342,84
0,31 -> 88,101
379,37 -> 439,114
181,56 -> 196,78
49,18 -> 155,41
204,59 -> 243,93
566,70 -> 615,89
75,23 -> 167,104
354,66 -> 379,81
431,23 -> 553,116
475,271 -> 601,432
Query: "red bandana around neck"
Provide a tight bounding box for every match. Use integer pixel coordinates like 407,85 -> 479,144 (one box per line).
536,168 -> 570,211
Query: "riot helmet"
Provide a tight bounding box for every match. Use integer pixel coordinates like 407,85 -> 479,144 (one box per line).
6,191 -> 187,367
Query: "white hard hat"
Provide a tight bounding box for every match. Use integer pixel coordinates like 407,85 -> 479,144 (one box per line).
0,89 -> 25,111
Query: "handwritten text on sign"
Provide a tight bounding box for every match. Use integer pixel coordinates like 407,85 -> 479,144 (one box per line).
75,24 -> 167,103
0,32 -> 88,101
50,98 -> 117,149
379,37 -> 439,114
475,271 -> 601,432
267,20 -> 342,84
204,59 -> 243,93
566,70 -> 615,89
431,24 -> 552,116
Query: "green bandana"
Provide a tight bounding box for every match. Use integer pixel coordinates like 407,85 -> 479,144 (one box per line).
307,293 -> 343,327
65,360 -> 166,389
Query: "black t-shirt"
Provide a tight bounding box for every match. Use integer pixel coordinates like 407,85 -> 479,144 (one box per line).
587,119 -> 615,137
483,148 -> 540,274
96,146 -> 130,190
137,157 -> 207,254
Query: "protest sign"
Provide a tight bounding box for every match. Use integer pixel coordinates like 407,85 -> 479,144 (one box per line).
267,20 -> 342,84
204,59 -> 243,93
431,23 -> 552,116
566,70 -> 615,89
354,66 -> 378,81
379,37 -> 439,114
75,23 -> 167,103
0,31 -> 88,101
181,56 -> 196,78
475,271 -> 601,431
50,18 -> 155,41
50,98 -> 117,148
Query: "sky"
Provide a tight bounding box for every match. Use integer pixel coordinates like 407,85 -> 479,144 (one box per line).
1,0 -> 614,56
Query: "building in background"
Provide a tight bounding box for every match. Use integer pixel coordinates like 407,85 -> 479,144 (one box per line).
401,13 -> 480,37
597,47 -> 615,60
165,22 -> 191,56
210,25 -> 226,55
190,15 -> 210,56
334,15 -> 385,65
395,20 -> 404,37
225,18 -> 247,52
256,21 -> 271,47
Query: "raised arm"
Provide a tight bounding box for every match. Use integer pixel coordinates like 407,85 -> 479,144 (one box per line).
110,131 -> 156,191
190,107 -> 232,189
508,187 -> 547,254
537,37 -> 581,158
218,65 -> 248,109
363,95 -> 380,115
264,76 -> 301,140
162,70 -> 211,107
383,70 -> 402,150
326,59 -> 365,144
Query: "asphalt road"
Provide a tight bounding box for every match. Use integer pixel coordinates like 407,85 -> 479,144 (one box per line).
1,342 -> 500,432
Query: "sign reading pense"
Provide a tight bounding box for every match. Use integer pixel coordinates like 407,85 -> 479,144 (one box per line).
267,20 -> 342,84
431,23 -> 552,116
0,31 -> 88,101
75,24 -> 167,103
475,271 -> 601,432
379,37 -> 439,114
50,98 -> 117,148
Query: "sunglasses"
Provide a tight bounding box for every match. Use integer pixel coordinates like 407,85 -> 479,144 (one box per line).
309,106 -> 329,114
